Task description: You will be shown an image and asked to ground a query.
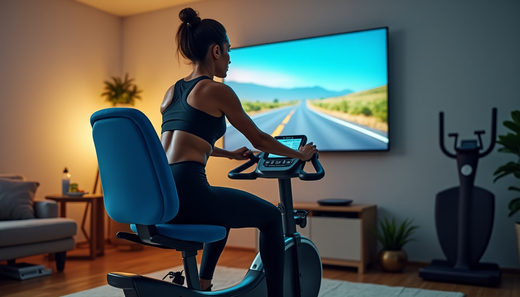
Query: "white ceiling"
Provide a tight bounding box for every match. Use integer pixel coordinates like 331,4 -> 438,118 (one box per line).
74,0 -> 203,17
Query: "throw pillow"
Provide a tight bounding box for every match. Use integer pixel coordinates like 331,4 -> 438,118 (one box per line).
0,178 -> 39,220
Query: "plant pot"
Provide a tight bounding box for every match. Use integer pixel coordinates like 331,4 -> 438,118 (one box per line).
115,103 -> 132,108
378,250 -> 408,272
515,222 -> 520,270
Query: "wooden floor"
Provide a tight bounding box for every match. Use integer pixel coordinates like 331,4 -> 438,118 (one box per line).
1,245 -> 518,297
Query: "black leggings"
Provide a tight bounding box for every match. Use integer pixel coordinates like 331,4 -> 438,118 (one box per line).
168,161 -> 284,296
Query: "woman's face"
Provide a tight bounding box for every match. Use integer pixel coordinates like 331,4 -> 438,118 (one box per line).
215,36 -> 231,78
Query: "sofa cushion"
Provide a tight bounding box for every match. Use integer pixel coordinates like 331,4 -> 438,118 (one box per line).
0,237 -> 75,261
34,201 -> 59,218
0,174 -> 25,181
0,218 -> 77,247
0,178 -> 39,220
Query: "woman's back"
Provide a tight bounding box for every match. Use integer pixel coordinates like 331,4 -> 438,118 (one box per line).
161,76 -> 226,165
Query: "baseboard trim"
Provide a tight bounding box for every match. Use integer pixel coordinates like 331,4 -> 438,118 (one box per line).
409,261 -> 519,274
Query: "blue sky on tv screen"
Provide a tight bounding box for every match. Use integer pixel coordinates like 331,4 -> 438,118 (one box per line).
226,28 -> 387,94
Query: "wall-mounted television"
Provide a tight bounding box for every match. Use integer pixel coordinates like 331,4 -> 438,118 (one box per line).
223,27 -> 389,152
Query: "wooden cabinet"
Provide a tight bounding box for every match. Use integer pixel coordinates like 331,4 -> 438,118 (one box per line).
294,203 -> 377,274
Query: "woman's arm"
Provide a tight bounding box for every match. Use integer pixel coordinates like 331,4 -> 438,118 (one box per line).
211,83 -> 317,161
211,146 -> 251,160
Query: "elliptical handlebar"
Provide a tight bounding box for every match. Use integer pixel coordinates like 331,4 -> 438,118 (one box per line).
478,108 -> 497,158
439,108 -> 497,158
439,112 -> 457,159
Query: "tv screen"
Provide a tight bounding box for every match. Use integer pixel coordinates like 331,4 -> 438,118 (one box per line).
223,27 -> 389,152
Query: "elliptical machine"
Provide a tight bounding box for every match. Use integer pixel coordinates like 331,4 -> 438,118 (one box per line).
418,108 -> 501,286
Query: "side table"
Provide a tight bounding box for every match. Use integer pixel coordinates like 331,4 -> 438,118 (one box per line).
45,194 -> 105,259
293,202 -> 377,274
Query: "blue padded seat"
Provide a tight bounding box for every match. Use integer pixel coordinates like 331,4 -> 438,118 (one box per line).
90,107 -> 226,246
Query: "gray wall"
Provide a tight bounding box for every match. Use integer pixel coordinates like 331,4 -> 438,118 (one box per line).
121,0 -> 520,268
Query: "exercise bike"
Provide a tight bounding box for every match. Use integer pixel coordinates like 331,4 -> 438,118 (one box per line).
90,107 -> 325,297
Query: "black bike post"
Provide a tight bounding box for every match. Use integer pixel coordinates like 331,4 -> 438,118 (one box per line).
279,178 -> 296,235
278,177 -> 302,297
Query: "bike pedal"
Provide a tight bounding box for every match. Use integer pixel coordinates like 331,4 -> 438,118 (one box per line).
162,270 -> 185,285
172,271 -> 185,285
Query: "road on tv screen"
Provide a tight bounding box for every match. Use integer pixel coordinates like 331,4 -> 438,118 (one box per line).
223,101 -> 388,152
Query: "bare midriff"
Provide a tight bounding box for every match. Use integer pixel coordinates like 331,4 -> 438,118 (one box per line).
161,130 -> 212,166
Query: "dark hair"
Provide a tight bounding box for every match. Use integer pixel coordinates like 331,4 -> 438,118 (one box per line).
176,8 -> 227,64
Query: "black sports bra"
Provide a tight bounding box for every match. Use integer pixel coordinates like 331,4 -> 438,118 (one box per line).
161,76 -> 226,147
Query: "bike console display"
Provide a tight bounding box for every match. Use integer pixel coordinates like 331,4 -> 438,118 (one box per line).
260,135 -> 306,172
228,135 -> 324,180
264,135 -> 307,160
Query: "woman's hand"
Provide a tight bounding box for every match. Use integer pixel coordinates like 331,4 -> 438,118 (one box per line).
230,147 -> 253,160
299,142 -> 318,161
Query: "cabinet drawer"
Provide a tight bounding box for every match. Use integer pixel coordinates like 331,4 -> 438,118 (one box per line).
310,217 -> 361,261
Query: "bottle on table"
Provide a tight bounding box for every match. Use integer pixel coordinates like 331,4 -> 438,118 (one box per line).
62,168 -> 71,195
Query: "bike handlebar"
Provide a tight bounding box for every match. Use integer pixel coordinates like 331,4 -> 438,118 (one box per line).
227,154 -> 259,180
299,154 -> 325,181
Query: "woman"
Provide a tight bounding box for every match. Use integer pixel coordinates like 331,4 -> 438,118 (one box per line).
161,7 -> 318,296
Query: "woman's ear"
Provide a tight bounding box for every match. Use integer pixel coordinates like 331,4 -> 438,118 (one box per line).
212,44 -> 220,59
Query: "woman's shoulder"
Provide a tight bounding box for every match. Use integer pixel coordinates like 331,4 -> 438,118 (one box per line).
196,79 -> 237,99
160,83 -> 179,113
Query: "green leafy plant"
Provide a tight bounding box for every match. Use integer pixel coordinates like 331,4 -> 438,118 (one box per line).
102,73 -> 142,106
374,218 -> 419,251
493,110 -> 520,217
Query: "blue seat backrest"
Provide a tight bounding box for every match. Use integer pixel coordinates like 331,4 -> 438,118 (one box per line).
90,108 -> 179,225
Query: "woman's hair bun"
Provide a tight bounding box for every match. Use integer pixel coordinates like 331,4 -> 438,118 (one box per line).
179,7 -> 201,27
176,7 -> 227,64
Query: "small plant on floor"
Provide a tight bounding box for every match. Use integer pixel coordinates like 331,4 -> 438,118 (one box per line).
374,217 -> 419,272
102,73 -> 143,106
374,217 -> 419,251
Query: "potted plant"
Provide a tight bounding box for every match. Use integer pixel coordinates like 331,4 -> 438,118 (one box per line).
374,217 -> 419,272
101,73 -> 143,106
492,110 -> 520,268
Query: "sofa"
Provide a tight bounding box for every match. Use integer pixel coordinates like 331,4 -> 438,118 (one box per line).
0,174 -> 77,273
